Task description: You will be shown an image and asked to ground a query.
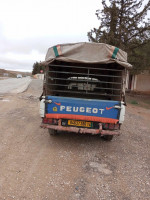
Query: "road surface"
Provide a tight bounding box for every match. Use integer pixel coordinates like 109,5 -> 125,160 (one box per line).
0,77 -> 31,94
0,79 -> 150,200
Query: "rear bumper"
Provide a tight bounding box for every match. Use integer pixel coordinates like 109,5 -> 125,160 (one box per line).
40,122 -> 120,135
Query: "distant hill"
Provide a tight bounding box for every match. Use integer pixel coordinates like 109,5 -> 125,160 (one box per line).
0,69 -> 31,78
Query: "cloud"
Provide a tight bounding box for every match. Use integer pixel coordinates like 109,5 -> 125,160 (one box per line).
0,32 -> 88,71
0,0 -> 101,71
0,43 -> 45,72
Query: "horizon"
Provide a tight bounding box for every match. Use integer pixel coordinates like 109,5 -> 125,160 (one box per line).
0,0 -> 101,72
0,0 -> 149,72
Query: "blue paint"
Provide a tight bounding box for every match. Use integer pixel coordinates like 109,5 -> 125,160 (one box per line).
46,96 -> 120,120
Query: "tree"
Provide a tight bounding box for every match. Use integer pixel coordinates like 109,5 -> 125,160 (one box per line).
88,0 -> 150,53
32,62 -> 39,75
129,40 -> 150,71
32,61 -> 45,75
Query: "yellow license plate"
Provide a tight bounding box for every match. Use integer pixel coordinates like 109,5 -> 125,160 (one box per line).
68,120 -> 92,128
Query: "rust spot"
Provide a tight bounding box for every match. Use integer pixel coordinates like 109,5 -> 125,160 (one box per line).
40,123 -> 120,135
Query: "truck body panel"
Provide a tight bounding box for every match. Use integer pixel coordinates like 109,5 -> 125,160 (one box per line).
45,96 -> 120,124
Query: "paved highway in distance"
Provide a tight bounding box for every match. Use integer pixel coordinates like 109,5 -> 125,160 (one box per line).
0,77 -> 31,94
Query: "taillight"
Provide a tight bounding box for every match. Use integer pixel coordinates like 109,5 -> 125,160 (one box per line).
43,118 -> 53,124
109,124 -> 115,129
103,123 -> 119,130
42,118 -> 58,125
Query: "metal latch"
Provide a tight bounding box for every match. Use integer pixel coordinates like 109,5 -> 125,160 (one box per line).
114,105 -> 121,109
45,99 -> 52,103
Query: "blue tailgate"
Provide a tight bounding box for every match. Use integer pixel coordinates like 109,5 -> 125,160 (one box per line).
45,96 -> 120,124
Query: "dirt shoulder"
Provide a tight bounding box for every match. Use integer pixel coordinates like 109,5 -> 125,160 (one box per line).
126,93 -> 150,128
0,80 -> 150,200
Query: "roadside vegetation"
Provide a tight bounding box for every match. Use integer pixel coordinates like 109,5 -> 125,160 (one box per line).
126,92 -> 150,109
32,62 -> 45,75
88,0 -> 150,72
32,1 -> 150,75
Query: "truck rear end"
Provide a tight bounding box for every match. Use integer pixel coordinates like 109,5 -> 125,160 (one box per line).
40,43 -> 132,140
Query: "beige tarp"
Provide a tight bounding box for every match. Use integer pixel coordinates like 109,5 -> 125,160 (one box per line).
43,42 -> 132,69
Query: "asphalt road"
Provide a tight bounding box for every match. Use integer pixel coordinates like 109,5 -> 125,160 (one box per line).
0,79 -> 150,200
0,77 -> 31,94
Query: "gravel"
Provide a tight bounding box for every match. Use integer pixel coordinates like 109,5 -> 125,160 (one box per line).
0,80 -> 149,200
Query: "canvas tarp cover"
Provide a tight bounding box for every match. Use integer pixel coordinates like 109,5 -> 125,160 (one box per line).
44,42 -> 132,69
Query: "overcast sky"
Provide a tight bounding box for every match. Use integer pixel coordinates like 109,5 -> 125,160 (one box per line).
0,0 -> 101,72
0,0 -> 149,72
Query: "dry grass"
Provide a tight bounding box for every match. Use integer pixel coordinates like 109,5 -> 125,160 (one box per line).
0,68 -> 31,78
126,92 -> 150,109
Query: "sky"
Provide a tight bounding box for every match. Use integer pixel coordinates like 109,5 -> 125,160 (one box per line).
0,0 -> 101,72
0,0 -> 149,72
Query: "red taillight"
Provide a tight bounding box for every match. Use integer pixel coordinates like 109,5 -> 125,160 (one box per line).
103,123 -> 119,130
43,118 -> 53,124
104,123 -> 109,129
42,118 -> 58,125
109,124 -> 115,129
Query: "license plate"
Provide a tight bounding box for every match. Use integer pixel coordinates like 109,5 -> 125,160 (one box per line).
68,120 -> 92,128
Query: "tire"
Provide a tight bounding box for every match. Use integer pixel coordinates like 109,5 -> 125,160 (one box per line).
101,135 -> 113,141
48,129 -> 57,136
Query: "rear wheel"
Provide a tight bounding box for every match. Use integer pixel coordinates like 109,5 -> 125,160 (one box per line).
48,129 -> 57,136
101,135 -> 113,141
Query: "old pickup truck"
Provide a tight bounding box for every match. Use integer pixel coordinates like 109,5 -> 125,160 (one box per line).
40,42 -> 132,140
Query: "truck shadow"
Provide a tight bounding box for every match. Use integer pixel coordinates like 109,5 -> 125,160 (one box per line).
48,130 -> 116,146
